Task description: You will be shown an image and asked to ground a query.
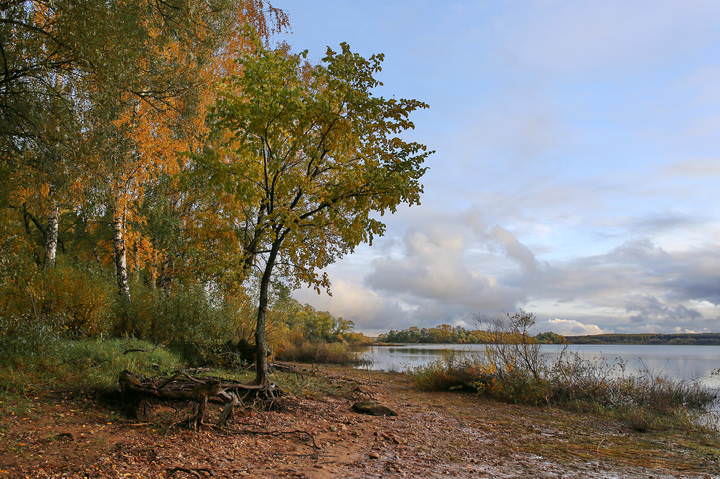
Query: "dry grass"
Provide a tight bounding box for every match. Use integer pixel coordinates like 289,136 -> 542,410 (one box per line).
275,340 -> 366,365
409,351 -> 717,433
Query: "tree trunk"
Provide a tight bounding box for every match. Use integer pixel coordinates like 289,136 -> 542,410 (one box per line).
113,204 -> 131,300
254,240 -> 280,386
44,195 -> 59,268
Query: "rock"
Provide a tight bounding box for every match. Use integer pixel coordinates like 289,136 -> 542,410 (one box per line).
351,401 -> 398,417
368,451 -> 380,459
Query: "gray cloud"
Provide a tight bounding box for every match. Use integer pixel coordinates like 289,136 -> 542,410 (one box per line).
365,226 -> 524,321
298,209 -> 720,335
625,213 -> 706,235
489,225 -> 539,271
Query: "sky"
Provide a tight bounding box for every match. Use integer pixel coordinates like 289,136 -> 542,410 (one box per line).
274,0 -> 720,335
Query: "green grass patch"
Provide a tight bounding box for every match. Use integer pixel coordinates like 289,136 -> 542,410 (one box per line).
0,337 -> 184,395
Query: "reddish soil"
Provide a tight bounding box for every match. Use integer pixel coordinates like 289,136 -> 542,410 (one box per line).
1,367 -> 718,478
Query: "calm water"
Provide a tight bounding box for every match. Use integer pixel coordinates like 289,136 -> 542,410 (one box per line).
359,343 -> 720,390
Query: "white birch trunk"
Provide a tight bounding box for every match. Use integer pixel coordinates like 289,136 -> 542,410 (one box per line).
113,206 -> 131,300
45,198 -> 59,268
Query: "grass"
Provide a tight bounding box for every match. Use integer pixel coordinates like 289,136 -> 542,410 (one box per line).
409,351 -> 717,433
0,338 -> 184,397
0,335 -> 358,420
522,415 -> 720,472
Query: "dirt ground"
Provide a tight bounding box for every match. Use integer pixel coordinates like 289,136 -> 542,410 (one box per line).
1,366 -> 718,478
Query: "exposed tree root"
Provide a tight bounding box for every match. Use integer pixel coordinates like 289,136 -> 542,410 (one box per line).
118,370 -> 283,429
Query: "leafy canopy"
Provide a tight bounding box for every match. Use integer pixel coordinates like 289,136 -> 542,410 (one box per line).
206,43 -> 433,289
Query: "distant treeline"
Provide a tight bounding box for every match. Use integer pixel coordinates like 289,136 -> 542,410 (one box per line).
379,326 -> 720,345
378,325 -> 563,344
563,333 -> 720,345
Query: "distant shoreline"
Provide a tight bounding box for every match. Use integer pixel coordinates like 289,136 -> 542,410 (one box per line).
369,332 -> 720,346
562,332 -> 720,345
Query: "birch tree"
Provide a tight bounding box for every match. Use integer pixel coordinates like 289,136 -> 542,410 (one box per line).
70,0 -> 286,299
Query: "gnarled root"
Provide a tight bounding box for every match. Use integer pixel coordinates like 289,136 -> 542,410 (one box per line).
118,370 -> 284,429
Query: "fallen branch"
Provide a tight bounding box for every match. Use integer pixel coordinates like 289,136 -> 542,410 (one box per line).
269,361 -> 306,375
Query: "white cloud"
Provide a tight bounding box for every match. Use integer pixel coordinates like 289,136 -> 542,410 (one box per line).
283,0 -> 720,336
664,158 -> 720,177
297,208 -> 720,335
542,318 -> 605,336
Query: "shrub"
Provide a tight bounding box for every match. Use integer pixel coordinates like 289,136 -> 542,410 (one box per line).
411,354 -> 491,391
113,284 -> 256,366
275,339 -> 364,365
0,316 -> 61,369
0,262 -> 115,338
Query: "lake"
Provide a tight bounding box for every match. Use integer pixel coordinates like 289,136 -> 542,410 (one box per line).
359,343 -> 720,390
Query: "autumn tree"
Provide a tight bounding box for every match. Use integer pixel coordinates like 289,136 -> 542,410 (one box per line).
0,2 -> 91,268
70,0 -> 286,299
205,44 -> 432,386
0,1 -> 78,157
1,1 -> 289,299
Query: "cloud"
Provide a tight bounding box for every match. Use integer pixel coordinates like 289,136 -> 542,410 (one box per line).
540,318 -> 605,336
626,295 -> 702,325
490,225 -> 538,271
294,278 -> 410,331
365,225 -> 525,322
298,209 -> 720,335
623,213 -> 706,235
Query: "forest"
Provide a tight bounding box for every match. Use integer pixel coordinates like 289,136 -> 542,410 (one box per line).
0,1 -> 430,387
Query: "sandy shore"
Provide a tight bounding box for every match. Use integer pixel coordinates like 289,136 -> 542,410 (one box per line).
1,366 -> 718,478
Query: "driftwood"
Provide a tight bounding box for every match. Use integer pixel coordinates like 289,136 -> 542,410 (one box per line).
118,370 -> 282,429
